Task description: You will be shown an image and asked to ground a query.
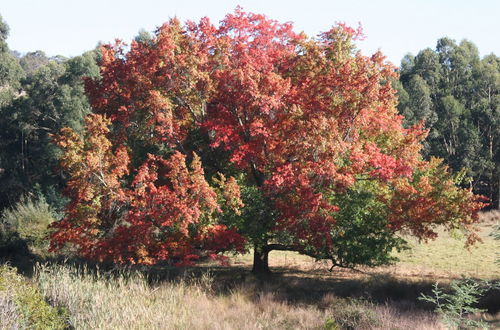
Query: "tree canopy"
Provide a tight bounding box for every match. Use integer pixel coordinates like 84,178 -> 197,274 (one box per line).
48,9 -> 485,272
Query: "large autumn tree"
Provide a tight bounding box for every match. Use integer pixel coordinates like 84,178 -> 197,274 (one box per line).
51,9 -> 485,273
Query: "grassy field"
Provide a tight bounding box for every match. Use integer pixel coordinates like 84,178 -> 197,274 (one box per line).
392,220 -> 499,279
0,211 -> 499,329
233,211 -> 500,279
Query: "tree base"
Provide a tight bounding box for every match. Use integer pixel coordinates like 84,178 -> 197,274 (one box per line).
252,246 -> 271,274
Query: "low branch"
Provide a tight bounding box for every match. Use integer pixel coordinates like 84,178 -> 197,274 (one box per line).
263,244 -> 369,274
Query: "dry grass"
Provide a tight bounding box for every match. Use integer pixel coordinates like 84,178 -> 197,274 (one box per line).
0,290 -> 18,329
479,210 -> 500,224
32,263 -> 443,330
36,263 -> 328,329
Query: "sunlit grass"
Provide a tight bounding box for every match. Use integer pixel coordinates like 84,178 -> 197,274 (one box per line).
393,220 -> 499,279
231,211 -> 500,280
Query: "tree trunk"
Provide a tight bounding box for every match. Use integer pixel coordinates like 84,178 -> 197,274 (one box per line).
252,244 -> 270,274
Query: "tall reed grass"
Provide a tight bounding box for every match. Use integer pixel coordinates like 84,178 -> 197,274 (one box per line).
32,263 -> 442,329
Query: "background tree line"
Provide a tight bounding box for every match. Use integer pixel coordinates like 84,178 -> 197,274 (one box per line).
392,38 -> 499,208
0,15 -> 99,213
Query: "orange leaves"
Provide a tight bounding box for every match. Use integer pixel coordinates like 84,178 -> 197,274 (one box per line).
86,17 -> 215,147
129,152 -> 218,234
51,9 -> 485,267
50,114 -> 130,255
386,158 -> 487,245
51,114 -> 244,264
213,173 -> 244,215
197,224 -> 246,254
52,114 -> 129,203
111,152 -> 236,264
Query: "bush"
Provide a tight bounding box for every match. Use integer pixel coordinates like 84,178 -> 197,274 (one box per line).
327,298 -> 382,330
0,265 -> 67,329
1,195 -> 57,249
419,278 -> 490,329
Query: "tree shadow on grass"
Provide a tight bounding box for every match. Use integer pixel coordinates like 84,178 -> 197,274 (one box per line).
142,262 -> 500,317
3,250 -> 499,320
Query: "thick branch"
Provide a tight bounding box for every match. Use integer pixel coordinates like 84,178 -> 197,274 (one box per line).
263,244 -> 367,273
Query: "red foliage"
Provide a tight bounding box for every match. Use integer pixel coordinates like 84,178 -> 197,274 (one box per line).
52,8 -> 486,266
51,117 -> 245,265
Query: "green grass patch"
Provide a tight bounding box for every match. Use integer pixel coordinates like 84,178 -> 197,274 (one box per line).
394,222 -> 499,279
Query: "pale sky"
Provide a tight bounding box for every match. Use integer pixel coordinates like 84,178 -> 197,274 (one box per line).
2,0 -> 499,66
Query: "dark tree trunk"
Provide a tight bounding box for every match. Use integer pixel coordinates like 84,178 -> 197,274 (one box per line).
252,244 -> 270,274
251,243 -> 308,273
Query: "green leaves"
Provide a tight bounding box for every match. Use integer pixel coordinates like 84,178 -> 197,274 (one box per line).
419,279 -> 492,329
396,37 -> 500,208
324,181 -> 408,268
0,46 -> 100,211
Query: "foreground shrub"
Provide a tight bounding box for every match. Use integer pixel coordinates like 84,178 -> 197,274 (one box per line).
329,299 -> 382,329
0,265 -> 67,329
419,278 -> 491,329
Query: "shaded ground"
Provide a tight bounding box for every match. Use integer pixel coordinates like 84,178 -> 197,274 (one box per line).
1,212 -> 499,328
